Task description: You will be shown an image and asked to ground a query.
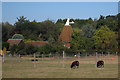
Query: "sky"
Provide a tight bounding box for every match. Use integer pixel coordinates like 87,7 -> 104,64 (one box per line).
1,0 -> 120,2
2,2 -> 118,25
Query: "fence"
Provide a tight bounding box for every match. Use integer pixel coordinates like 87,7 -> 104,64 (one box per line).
2,51 -> 118,68
2,51 -> 118,78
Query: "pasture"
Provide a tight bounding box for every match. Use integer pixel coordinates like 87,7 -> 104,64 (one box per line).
2,55 -> 118,78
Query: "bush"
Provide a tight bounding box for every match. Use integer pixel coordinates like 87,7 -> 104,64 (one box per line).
2,41 -> 9,50
12,34 -> 24,39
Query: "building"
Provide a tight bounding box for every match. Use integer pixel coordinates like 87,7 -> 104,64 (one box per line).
28,41 -> 48,47
7,39 -> 24,49
7,39 -> 48,49
58,18 -> 74,48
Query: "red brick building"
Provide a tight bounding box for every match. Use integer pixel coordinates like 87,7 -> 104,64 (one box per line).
7,39 -> 48,49
28,41 -> 48,47
59,25 -> 73,48
7,39 -> 24,49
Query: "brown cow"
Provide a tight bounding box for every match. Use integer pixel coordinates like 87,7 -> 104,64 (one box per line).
97,60 -> 104,68
71,61 -> 79,69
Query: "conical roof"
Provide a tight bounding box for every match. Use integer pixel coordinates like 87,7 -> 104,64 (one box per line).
59,25 -> 73,43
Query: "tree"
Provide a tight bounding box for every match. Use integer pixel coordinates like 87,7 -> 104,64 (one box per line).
70,32 -> 86,52
96,15 -> 118,31
10,44 -> 18,55
39,20 -> 59,41
2,42 -> 9,50
81,23 -> 96,38
105,15 -> 118,31
38,44 -> 52,54
17,49 -> 26,55
16,16 -> 29,24
25,44 -> 38,55
99,15 -> 105,20
38,41 -> 64,55
12,34 -> 24,39
48,35 -> 55,44
54,42 -> 64,54
56,19 -> 64,23
10,42 -> 25,55
93,25 -> 118,53
14,16 -> 39,40
71,31 -> 95,54
88,17 -> 93,24
2,22 -> 14,41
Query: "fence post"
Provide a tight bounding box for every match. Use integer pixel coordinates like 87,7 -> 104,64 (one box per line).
86,52 -> 87,58
10,54 -> 13,68
42,54 -> 43,61
63,51 -> 65,68
101,51 -> 103,60
2,54 -> 5,63
95,52 -> 97,68
19,54 -> 21,62
116,52 -> 117,56
108,51 -> 110,57
56,52 -> 60,64
49,53 -> 51,58
78,53 -> 80,62
34,53 -> 36,68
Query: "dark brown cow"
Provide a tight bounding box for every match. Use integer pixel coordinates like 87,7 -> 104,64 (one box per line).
71,61 -> 79,69
97,60 -> 104,68
31,59 -> 38,61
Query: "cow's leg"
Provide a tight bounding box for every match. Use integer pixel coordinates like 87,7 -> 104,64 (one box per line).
102,64 -> 104,68
73,66 -> 76,69
77,66 -> 79,68
77,65 -> 79,68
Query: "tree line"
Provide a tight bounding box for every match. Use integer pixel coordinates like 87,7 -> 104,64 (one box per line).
2,14 -> 120,55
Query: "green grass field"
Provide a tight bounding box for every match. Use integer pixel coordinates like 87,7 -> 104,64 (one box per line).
2,55 -> 118,78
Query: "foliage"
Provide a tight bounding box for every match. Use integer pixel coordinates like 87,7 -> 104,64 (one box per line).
25,44 -> 38,55
96,15 -> 118,32
48,35 -> 55,44
81,23 -> 96,38
15,16 -> 29,25
14,17 -> 60,41
2,14 -> 119,55
71,31 -> 95,53
38,41 -> 64,55
17,49 -> 26,55
70,32 -> 86,52
2,41 -> 9,50
93,25 -> 118,53
38,44 -> 52,54
2,22 -> 14,41
12,34 -> 24,39
10,44 -> 18,54
73,27 -> 82,33
39,20 -> 59,41
24,39 -> 33,43
10,42 -> 25,55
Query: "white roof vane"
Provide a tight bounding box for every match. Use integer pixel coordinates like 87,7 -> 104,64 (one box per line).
65,18 -> 74,26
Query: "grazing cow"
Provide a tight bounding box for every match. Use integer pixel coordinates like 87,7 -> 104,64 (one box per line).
31,59 -> 38,61
71,61 -> 79,69
97,60 -> 104,68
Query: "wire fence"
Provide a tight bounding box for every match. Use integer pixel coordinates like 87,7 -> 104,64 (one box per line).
1,51 -> 118,78
2,51 -> 118,69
